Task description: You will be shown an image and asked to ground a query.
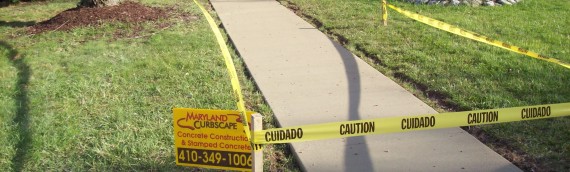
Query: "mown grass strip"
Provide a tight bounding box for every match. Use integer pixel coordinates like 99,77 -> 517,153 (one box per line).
191,0 -> 251,142
197,1 -> 302,170
387,4 -> 570,69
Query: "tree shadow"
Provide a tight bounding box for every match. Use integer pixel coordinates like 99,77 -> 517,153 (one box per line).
0,1 -> 10,8
1,40 -> 32,171
330,40 -> 374,171
0,20 -> 36,28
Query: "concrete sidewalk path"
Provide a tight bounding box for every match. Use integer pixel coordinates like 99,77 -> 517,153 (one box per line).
210,0 -> 521,171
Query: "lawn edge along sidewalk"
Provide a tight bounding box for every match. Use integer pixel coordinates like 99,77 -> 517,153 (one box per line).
209,0 -> 521,171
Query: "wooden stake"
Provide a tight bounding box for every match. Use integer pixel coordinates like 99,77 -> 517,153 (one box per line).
251,114 -> 263,172
382,0 -> 388,26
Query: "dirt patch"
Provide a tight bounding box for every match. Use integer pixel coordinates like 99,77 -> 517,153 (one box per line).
28,1 -> 188,35
464,126 -> 550,172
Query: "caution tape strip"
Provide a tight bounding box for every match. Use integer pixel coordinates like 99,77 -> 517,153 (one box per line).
192,0 -> 252,140
387,4 -> 570,69
253,103 -> 570,144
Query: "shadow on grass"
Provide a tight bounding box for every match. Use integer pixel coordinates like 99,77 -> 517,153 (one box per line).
0,20 -> 36,28
0,2 -> 9,8
1,40 -> 32,171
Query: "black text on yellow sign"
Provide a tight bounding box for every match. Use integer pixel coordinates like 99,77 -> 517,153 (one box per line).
173,108 -> 262,171
253,103 -> 570,144
177,148 -> 253,170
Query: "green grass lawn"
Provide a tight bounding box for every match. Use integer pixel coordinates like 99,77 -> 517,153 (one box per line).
0,0 -> 299,171
281,0 -> 569,171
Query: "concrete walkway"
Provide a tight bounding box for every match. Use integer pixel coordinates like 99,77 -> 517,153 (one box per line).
210,0 -> 521,171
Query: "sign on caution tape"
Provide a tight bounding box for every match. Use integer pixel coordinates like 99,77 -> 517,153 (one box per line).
173,108 -> 262,171
191,0 -> 252,140
387,4 -> 570,69
253,103 -> 570,144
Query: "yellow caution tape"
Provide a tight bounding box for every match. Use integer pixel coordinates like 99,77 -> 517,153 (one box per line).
192,0 -> 252,140
190,1 -> 570,145
387,5 -> 570,69
253,103 -> 570,144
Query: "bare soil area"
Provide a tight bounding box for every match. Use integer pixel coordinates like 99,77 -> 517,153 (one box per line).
28,1 -> 175,34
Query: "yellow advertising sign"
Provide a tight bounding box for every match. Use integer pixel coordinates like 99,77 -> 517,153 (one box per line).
173,108 -> 261,171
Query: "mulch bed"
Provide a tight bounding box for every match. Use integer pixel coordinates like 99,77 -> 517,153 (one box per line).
28,1 -> 178,34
